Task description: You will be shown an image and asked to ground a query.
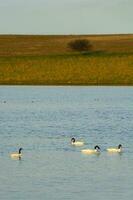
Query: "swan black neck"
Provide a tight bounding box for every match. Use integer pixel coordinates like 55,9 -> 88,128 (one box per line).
118,144 -> 122,149
94,145 -> 100,151
19,148 -> 22,154
71,138 -> 75,143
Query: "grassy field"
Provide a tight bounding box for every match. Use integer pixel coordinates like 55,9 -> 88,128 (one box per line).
0,34 -> 133,85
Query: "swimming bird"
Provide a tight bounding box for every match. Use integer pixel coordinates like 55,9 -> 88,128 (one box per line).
10,148 -> 23,159
71,137 -> 84,146
107,144 -> 122,153
81,145 -> 101,154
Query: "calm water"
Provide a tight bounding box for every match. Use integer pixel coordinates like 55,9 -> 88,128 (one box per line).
0,86 -> 133,200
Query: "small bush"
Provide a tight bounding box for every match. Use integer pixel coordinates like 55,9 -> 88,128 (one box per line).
68,39 -> 92,52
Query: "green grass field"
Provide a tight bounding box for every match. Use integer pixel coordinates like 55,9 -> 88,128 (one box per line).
0,34 -> 133,85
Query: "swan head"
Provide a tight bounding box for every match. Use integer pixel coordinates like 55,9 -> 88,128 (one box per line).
71,138 -> 76,143
19,148 -> 23,154
94,145 -> 101,152
118,144 -> 122,149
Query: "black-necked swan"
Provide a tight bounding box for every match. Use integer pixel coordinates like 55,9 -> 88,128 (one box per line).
107,144 -> 122,153
81,145 -> 101,154
10,148 -> 23,159
71,137 -> 84,146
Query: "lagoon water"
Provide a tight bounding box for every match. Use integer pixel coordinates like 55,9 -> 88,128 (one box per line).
0,86 -> 133,200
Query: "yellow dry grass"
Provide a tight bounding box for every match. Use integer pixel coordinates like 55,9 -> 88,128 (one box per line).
0,34 -> 133,85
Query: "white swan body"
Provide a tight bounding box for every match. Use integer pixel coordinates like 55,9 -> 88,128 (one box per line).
72,141 -> 84,146
107,144 -> 122,153
81,149 -> 98,154
10,148 -> 23,159
10,153 -> 22,158
71,138 -> 84,146
107,148 -> 121,153
81,145 -> 101,154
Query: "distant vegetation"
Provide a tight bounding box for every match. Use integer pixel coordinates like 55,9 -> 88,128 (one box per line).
68,39 -> 92,52
0,34 -> 133,85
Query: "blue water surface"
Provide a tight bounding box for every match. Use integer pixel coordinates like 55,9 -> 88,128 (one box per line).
0,86 -> 133,200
